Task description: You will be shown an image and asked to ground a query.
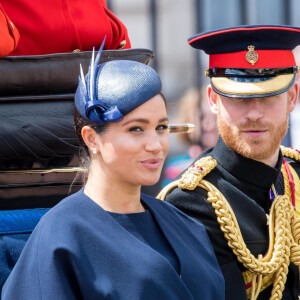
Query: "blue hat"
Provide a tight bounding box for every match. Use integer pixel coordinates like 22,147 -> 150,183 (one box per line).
75,40 -> 162,124
188,25 -> 300,98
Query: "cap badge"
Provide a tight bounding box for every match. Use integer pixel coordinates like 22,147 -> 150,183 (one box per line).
246,45 -> 258,66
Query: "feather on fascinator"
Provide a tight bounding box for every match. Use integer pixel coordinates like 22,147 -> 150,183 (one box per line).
75,39 -> 162,124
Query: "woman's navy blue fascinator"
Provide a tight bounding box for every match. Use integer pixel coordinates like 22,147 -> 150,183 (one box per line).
75,39 -> 162,124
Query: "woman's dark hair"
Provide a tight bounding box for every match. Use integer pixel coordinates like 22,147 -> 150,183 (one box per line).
72,108 -> 108,186
74,108 -> 108,149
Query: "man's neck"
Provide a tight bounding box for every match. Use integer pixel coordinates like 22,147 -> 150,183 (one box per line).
253,148 -> 280,168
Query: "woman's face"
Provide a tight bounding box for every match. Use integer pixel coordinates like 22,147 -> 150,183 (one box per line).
95,94 -> 169,187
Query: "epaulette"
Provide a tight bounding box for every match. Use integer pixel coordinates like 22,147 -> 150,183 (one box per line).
280,145 -> 300,161
157,156 -> 217,200
178,156 -> 217,190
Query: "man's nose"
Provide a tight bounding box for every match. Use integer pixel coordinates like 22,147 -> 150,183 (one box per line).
244,98 -> 264,121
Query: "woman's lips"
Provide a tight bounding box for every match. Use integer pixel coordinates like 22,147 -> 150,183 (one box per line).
141,158 -> 163,169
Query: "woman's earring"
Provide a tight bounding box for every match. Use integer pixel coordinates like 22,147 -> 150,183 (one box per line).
92,148 -> 97,154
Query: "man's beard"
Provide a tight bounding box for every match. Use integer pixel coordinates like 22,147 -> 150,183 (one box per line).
217,111 -> 289,161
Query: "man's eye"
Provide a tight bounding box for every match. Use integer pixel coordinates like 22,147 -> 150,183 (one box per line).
129,127 -> 143,132
156,125 -> 168,131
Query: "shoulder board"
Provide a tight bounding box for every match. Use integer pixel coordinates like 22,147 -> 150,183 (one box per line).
157,156 -> 217,200
178,156 -> 217,190
280,145 -> 300,161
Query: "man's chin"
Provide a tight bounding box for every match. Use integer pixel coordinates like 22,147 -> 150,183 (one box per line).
223,135 -> 275,161
238,145 -> 269,160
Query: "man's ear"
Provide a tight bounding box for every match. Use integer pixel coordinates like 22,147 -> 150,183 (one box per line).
207,85 -> 219,114
81,126 -> 99,152
288,78 -> 299,113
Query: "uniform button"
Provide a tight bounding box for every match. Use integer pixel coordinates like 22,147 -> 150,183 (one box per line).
73,49 -> 81,53
10,21 -> 14,31
118,40 -> 126,49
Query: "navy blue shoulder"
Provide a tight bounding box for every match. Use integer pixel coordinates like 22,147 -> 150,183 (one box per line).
141,193 -> 206,231
31,189 -> 98,234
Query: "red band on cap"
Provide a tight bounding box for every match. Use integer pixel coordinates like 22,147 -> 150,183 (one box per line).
209,50 -> 296,68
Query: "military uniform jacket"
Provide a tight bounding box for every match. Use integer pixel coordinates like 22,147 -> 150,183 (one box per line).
2,189 -> 224,300
166,137 -> 300,300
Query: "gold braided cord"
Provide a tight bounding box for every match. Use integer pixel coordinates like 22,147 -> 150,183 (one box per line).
157,150 -> 300,300
199,179 -> 294,300
281,166 -> 300,268
281,145 -> 300,161
250,259 -> 263,300
157,180 -> 181,200
290,216 -> 300,266
281,146 -> 300,268
199,180 -> 291,271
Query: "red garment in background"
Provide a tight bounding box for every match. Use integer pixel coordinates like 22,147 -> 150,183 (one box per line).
1,0 -> 131,56
0,2 -> 20,56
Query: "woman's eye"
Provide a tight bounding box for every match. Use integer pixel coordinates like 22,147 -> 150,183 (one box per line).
156,124 -> 168,131
129,126 -> 143,132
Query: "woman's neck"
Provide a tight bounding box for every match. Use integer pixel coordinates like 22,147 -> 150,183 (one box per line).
83,168 -> 145,214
